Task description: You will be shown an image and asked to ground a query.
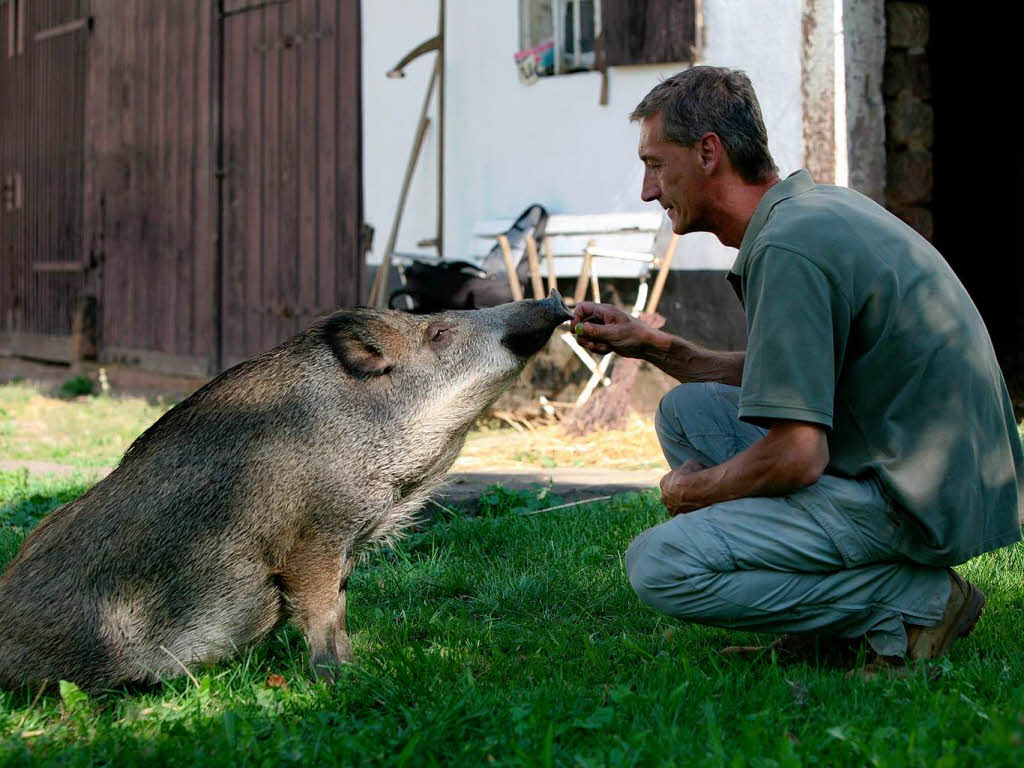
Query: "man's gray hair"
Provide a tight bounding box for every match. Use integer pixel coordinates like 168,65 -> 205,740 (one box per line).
631,66 -> 778,184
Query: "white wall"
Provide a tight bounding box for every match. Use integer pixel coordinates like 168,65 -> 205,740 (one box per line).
363,0 -> 804,271
361,0 -> 443,264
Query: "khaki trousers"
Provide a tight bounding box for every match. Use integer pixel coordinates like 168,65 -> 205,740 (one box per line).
626,383 -> 950,656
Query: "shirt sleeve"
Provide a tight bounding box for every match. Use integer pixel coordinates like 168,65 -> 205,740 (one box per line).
738,245 -> 851,428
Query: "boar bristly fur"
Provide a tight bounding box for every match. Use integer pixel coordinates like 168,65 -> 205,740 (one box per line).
0,292 -> 571,693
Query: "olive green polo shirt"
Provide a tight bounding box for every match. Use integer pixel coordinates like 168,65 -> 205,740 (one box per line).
729,169 -> 1023,565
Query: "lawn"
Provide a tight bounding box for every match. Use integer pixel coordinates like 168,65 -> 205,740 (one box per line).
0,381 -> 174,470
0,384 -> 1022,766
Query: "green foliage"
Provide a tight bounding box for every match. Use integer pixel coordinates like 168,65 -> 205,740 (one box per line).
60,376 -> 95,398
476,483 -> 565,516
0,470 -> 89,534
1,478 -> 1023,766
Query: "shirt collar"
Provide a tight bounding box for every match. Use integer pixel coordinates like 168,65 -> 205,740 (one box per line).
731,169 -> 817,276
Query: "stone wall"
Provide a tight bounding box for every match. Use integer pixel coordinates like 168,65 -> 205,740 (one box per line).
843,0 -> 886,203
883,1 -> 933,240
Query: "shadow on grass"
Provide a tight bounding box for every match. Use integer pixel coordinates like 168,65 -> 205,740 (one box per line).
1,486 -> 1022,766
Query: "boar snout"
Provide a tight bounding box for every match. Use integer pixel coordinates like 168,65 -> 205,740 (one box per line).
500,289 -> 573,358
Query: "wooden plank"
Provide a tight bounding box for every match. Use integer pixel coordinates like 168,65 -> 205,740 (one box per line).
4,332 -> 73,363
174,0 -> 196,359
33,16 -> 89,42
279,0 -> 298,338
470,232 -> 656,259
524,234 -> 544,299
242,5 -> 264,359
31,261 -> 86,272
573,239 -> 595,305
221,5 -> 249,365
192,0 -> 216,368
316,0 -> 338,313
297,0 -> 318,327
100,345 -> 210,378
122,0 -> 140,351
224,0 -> 292,17
474,212 -> 664,237
262,0 -> 281,353
165,0 -> 184,357
544,236 -> 555,293
535,255 -> 652,279
336,0 -> 362,306
497,234 -> 523,302
156,0 -> 174,355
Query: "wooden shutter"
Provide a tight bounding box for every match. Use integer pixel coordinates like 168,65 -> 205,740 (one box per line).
601,0 -> 698,66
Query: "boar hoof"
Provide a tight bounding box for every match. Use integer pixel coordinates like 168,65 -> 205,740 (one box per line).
311,641 -> 353,683
311,655 -> 347,684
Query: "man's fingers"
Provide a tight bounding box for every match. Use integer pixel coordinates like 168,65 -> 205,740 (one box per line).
574,321 -> 607,340
572,301 -> 623,325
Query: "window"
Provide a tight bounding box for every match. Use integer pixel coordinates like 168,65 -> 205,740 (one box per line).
517,0 -> 601,82
516,0 -> 699,83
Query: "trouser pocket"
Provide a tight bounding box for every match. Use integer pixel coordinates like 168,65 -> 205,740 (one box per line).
790,474 -> 905,568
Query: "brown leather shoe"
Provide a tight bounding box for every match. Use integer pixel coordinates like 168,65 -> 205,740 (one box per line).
905,569 -> 985,661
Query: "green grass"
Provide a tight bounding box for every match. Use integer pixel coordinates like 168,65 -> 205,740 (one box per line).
0,383 -> 172,469
1,472 -> 1022,766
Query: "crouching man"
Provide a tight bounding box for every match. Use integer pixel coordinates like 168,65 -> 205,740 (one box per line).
573,66 -> 1023,666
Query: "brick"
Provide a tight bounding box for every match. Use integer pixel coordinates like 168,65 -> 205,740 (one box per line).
887,2 -> 930,49
884,50 -> 931,100
886,150 -> 932,206
886,93 -> 933,148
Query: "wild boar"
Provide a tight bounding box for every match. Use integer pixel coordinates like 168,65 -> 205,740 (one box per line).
0,291 -> 572,693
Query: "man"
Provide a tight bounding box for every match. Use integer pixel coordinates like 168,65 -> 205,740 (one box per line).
573,66 -> 1022,665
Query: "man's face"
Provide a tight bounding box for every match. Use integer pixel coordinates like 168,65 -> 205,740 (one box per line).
638,113 -> 708,235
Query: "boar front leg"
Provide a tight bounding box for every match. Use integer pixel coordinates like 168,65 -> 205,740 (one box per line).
279,535 -> 355,682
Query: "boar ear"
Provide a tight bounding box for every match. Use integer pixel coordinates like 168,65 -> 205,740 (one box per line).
323,314 -> 395,380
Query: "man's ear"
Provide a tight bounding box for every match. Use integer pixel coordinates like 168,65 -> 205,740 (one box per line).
697,132 -> 722,175
323,313 -> 395,380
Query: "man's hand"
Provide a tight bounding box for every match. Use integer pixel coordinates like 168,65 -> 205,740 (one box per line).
571,301 -> 657,358
657,421 -> 829,517
660,459 -> 709,515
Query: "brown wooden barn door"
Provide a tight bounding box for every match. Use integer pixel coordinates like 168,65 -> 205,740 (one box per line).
0,0 -> 90,362
218,0 -> 362,369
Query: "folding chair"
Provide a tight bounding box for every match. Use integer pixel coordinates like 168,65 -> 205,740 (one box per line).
556,217 -> 679,406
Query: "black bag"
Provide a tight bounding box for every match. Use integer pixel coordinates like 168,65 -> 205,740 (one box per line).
389,204 -> 548,313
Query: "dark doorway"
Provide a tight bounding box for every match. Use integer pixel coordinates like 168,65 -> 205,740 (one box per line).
929,4 -> 1024,413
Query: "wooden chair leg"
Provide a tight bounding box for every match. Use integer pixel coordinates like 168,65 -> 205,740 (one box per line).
646,233 -> 679,314
573,241 -> 595,305
497,234 -> 523,301
544,237 -> 556,295
525,235 -> 544,299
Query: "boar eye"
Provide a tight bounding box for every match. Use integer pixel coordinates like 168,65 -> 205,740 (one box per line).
425,323 -> 455,351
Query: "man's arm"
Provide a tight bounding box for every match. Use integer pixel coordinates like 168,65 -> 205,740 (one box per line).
571,301 -> 745,386
645,329 -> 745,387
661,420 -> 829,515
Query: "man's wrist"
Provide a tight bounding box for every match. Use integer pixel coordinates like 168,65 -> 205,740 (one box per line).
644,328 -> 674,363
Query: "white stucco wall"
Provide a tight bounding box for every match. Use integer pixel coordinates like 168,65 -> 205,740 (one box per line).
362,0 -> 803,271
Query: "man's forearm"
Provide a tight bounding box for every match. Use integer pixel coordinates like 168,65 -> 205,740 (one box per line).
661,422 -> 829,515
643,329 -> 745,386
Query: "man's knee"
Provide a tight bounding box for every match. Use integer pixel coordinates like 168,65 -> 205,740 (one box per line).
625,522 -> 710,616
655,383 -> 718,437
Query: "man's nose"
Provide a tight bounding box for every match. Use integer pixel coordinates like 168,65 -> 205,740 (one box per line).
640,169 -> 659,203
